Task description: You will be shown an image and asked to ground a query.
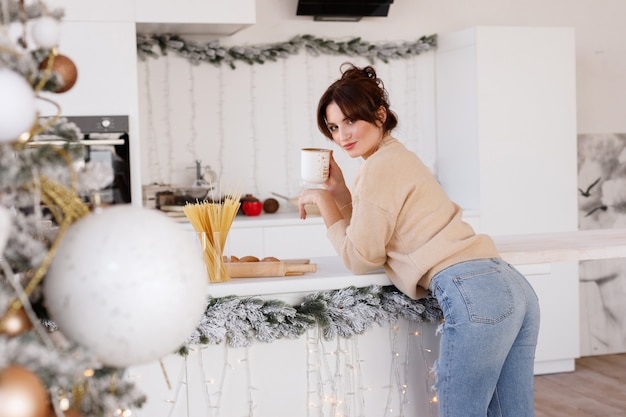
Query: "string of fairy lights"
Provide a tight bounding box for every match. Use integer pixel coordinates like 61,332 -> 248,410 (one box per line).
187,63 -> 199,165
143,61 -> 162,184
137,38 -> 436,198
163,56 -> 174,185
216,66 -> 226,183
281,58 -> 293,194
132,319 -> 439,417
250,65 -> 260,197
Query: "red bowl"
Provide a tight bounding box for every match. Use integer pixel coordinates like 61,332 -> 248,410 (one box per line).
242,201 -> 263,216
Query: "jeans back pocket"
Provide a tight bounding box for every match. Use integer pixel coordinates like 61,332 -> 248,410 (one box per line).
453,266 -> 514,324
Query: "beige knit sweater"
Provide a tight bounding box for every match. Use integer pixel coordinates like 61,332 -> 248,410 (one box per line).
327,136 -> 500,299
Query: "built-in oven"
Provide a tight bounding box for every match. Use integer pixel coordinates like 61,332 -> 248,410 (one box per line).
33,115 -> 132,205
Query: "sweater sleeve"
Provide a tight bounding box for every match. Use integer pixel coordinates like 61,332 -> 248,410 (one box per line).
326,154 -> 402,274
339,202 -> 353,221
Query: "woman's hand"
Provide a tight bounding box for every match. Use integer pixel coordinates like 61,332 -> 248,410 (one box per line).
298,188 -> 344,227
324,151 -> 351,207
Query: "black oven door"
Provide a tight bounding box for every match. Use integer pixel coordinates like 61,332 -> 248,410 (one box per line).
87,133 -> 131,204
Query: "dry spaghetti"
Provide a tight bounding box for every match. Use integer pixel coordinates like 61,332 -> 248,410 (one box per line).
183,193 -> 241,282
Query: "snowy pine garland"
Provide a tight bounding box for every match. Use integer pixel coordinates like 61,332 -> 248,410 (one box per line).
182,285 -> 442,354
136,33 -> 437,68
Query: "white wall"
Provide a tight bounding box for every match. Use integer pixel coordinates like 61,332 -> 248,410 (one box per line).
232,0 -> 626,137
137,0 -> 626,203
137,51 -> 435,200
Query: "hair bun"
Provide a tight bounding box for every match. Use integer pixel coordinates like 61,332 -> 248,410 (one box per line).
363,66 -> 376,79
339,63 -> 377,82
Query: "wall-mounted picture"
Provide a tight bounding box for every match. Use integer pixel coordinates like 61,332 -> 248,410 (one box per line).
577,133 -> 626,356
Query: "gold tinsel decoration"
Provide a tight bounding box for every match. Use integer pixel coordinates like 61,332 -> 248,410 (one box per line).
0,149 -> 90,332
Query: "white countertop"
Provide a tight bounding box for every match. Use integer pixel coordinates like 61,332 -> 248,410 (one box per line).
174,210 -> 324,230
204,228 -> 626,298
206,256 -> 390,298
493,228 -> 626,265
175,209 -> 482,229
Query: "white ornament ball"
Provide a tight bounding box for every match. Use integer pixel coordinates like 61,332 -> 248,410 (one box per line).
44,205 -> 208,367
31,16 -> 60,49
0,69 -> 37,144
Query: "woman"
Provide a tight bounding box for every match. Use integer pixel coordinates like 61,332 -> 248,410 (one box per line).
298,63 -> 540,417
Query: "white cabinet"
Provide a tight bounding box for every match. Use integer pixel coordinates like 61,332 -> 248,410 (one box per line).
54,0 -> 255,34
227,227 -> 264,257
39,21 -> 139,117
50,0 -> 134,22
40,3 -> 139,117
227,212 -> 483,261
435,26 -> 579,374
518,263 -> 580,375
263,223 -> 335,259
135,0 -> 255,35
436,26 -> 578,236
228,217 -> 336,260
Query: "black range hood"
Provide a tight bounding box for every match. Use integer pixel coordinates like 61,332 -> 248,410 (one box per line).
297,0 -> 394,21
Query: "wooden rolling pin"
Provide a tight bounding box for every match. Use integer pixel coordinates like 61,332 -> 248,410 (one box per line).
225,260 -> 316,278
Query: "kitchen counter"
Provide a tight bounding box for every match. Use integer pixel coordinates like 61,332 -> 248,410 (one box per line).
493,227 -> 626,265
173,210 -> 323,230
177,208 -> 483,228
206,256 -> 389,298
205,228 -> 626,298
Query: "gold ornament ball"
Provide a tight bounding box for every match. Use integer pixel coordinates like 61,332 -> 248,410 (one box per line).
0,308 -> 32,337
0,366 -> 49,417
39,54 -> 78,93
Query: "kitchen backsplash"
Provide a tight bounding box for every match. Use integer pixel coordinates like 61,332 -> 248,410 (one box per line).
137,51 -> 437,200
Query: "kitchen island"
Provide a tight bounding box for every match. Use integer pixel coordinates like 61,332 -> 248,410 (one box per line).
133,210 -> 626,417
204,226 -> 626,298
128,256 -> 440,417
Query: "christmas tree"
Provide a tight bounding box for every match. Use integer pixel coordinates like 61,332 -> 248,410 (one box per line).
0,2 -> 210,416
0,1 -> 147,416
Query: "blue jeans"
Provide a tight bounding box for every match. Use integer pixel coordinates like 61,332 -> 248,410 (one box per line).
429,258 -> 540,417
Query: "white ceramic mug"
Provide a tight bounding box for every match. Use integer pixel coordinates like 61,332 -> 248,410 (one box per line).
301,148 -> 331,184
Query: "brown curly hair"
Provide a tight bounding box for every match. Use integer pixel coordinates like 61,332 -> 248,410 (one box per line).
316,63 -> 398,140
